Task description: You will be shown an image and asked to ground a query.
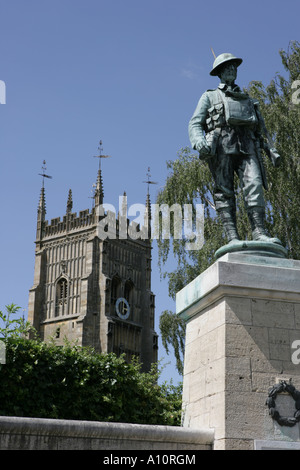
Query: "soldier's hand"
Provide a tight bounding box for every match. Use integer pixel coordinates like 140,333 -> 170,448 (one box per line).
196,137 -> 211,156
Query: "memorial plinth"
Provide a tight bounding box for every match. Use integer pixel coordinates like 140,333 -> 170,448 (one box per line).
176,253 -> 300,450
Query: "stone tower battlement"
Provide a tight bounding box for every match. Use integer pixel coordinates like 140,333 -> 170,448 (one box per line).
41,208 -> 149,241
43,209 -> 95,237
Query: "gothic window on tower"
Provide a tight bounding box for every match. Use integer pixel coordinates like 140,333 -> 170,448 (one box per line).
124,280 -> 134,306
150,293 -> 155,328
111,275 -> 121,315
55,277 -> 68,316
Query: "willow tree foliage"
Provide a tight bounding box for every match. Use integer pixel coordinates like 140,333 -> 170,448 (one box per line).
248,42 -> 300,257
158,41 -> 300,374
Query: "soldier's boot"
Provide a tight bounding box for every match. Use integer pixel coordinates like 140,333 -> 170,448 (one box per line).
218,208 -> 240,244
247,207 -> 282,245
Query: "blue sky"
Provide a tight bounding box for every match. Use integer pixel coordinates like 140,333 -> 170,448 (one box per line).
0,0 -> 299,384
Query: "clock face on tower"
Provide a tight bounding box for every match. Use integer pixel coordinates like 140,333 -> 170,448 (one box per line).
115,297 -> 130,320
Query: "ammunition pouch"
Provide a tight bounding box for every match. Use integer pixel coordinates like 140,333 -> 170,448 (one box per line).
206,103 -> 225,131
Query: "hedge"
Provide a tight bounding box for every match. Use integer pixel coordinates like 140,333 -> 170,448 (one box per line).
0,337 -> 182,425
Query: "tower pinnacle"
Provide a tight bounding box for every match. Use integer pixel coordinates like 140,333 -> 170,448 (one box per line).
38,186 -> 46,217
94,168 -> 104,206
36,160 -> 52,241
66,189 -> 73,214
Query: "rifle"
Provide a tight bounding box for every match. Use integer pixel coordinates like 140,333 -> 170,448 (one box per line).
263,142 -> 281,168
259,119 -> 281,167
254,102 -> 281,168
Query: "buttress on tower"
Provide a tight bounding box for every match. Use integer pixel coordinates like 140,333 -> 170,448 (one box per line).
28,152 -> 158,372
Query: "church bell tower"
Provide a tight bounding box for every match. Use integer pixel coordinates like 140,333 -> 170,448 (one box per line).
28,145 -> 158,372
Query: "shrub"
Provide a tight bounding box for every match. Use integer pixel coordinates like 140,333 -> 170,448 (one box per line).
0,337 -> 182,425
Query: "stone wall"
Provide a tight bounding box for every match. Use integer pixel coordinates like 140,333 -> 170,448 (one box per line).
0,416 -> 214,451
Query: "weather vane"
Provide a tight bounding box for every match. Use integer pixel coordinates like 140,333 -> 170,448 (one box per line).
38,160 -> 53,187
143,167 -> 158,194
93,140 -> 112,169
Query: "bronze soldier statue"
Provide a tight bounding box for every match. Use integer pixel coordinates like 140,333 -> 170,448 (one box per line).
189,53 -> 282,247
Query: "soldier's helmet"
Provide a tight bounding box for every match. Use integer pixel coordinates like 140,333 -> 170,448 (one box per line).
210,53 -> 243,76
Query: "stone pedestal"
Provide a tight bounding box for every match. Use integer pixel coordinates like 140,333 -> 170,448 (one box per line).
176,253 -> 300,450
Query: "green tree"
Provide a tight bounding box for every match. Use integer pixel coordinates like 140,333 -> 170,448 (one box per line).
248,41 -> 300,257
159,310 -> 185,376
157,41 -> 300,374
0,304 -> 32,340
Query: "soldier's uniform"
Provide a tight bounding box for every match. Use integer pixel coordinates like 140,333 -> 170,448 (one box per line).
189,53 -> 279,244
